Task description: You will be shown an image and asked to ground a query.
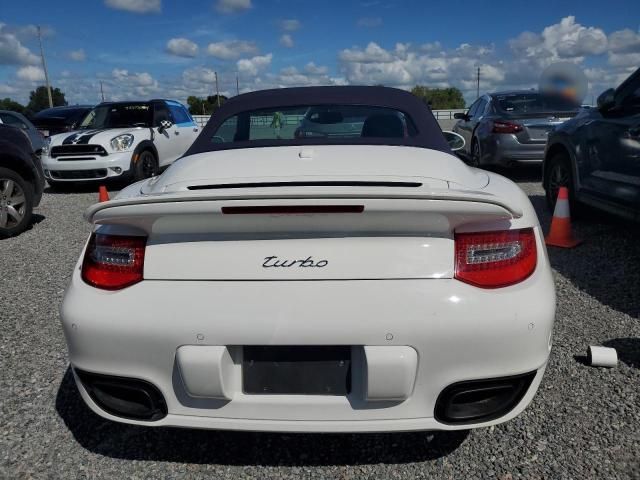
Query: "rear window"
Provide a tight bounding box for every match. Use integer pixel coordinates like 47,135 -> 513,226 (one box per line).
494,93 -> 579,114
35,108 -> 90,121
211,105 -> 417,144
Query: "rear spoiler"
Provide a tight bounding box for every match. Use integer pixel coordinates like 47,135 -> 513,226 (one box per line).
86,187 -> 523,224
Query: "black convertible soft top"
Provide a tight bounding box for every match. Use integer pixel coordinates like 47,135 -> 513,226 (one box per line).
186,86 -> 451,155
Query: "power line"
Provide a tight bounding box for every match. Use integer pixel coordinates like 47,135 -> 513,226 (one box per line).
37,26 -> 53,108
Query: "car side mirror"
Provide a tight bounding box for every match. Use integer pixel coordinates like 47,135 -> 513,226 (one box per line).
597,88 -> 616,112
453,112 -> 469,121
442,131 -> 465,151
158,119 -> 173,133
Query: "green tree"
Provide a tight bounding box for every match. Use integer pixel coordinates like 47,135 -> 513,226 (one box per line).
0,98 -> 26,114
411,86 -> 465,110
187,95 -> 228,115
26,86 -> 67,114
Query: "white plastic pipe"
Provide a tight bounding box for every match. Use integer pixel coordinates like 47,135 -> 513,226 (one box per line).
587,346 -> 618,368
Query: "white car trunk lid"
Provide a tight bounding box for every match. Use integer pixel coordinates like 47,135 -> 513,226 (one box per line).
88,146 -> 520,281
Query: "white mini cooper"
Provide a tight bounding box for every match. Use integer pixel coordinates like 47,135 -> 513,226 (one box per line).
42,100 -> 199,186
61,86 -> 555,433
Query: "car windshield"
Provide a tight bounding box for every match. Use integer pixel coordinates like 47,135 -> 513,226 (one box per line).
494,93 -> 579,114
211,105 -> 416,144
79,103 -> 151,129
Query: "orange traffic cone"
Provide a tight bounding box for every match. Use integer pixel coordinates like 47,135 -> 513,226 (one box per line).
545,187 -> 581,248
98,185 -> 110,202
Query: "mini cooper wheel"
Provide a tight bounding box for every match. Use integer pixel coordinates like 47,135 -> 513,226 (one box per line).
133,151 -> 159,181
0,167 -> 33,239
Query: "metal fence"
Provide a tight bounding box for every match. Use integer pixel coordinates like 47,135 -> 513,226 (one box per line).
193,109 -> 464,128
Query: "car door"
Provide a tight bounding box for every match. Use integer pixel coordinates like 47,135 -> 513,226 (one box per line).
0,112 -> 43,151
583,72 -> 640,210
166,102 -> 200,155
151,102 -> 184,168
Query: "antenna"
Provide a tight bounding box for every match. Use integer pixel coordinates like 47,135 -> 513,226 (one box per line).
100,81 -> 105,102
37,26 -> 53,108
236,72 -> 239,96
476,66 -> 480,99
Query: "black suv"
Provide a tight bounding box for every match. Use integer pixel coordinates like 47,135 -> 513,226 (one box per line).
543,67 -> 640,221
0,124 -> 45,238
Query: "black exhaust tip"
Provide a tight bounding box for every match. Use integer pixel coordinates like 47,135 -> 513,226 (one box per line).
435,371 -> 536,425
75,369 -> 167,421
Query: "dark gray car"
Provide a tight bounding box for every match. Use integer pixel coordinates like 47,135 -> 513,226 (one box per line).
453,91 -> 580,167
0,124 -> 45,238
0,110 -> 46,154
543,67 -> 640,221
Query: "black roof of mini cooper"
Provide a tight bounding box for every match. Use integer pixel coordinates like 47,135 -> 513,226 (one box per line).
186,86 -> 451,155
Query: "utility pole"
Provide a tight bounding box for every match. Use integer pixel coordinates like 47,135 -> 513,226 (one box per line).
100,81 -> 105,102
37,26 -> 53,108
214,71 -> 220,107
476,66 -> 480,99
236,72 -> 239,96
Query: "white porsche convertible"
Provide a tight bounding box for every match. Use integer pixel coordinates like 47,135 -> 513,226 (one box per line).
60,86 -> 555,433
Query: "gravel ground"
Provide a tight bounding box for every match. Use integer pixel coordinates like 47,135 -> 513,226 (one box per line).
1,170 -> 639,479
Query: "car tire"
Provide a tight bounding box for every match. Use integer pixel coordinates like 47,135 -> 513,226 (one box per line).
469,137 -> 481,167
0,167 -> 34,239
544,153 -> 584,216
133,150 -> 159,182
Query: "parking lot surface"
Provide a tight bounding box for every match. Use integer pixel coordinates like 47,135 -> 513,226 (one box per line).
1,170 -> 638,479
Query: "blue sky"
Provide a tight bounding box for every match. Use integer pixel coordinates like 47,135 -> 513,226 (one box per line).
1,0 -> 639,106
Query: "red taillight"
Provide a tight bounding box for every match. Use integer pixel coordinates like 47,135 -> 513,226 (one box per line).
454,228 -> 537,288
81,233 -> 146,290
492,120 -> 523,134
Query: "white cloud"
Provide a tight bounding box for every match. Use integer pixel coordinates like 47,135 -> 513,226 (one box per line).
109,68 -> 159,97
16,65 -> 45,82
356,17 -> 382,28
69,49 -> 86,61
279,34 -> 294,48
104,0 -> 161,13
279,19 -> 301,32
237,53 -> 272,76
112,68 -> 156,86
304,62 -> 328,75
0,83 -> 17,95
269,63 -> 339,88
207,40 -> 258,59
608,28 -> 640,53
509,16 -> 607,60
166,38 -> 198,57
339,42 -> 395,63
608,52 -> 640,68
215,0 -> 252,14
0,24 -> 40,65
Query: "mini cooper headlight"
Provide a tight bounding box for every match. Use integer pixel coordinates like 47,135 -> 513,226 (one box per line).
41,137 -> 51,157
110,134 -> 135,151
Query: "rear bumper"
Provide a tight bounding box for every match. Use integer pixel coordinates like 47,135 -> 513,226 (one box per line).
481,135 -> 546,166
42,151 -> 131,182
60,231 -> 555,432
